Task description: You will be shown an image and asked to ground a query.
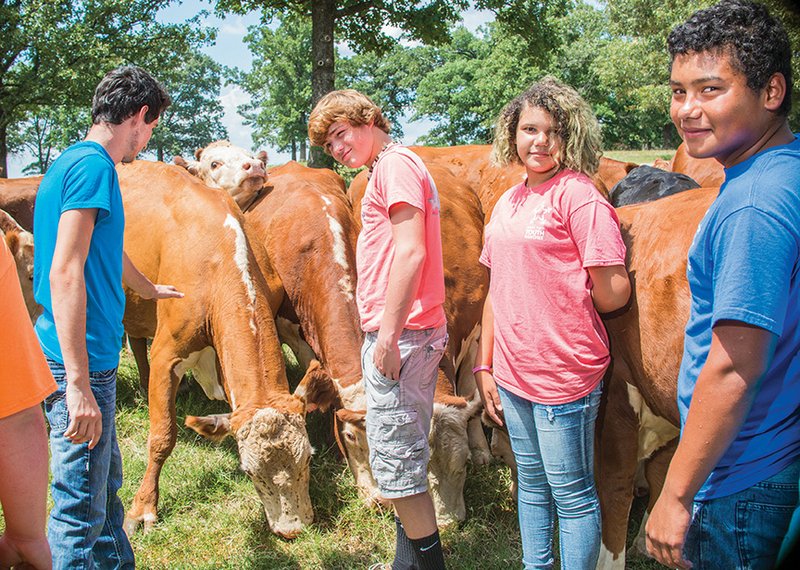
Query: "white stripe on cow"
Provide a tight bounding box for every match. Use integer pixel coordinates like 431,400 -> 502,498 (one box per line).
224,214 -> 257,334
320,199 -> 354,301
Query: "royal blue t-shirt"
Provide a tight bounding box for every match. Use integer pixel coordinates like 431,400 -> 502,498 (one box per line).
33,141 -> 126,372
679,136 -> 800,501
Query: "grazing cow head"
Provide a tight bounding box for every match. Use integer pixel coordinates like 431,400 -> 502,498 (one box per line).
427,392 -> 482,526
185,361 -> 337,538
1,214 -> 40,322
174,141 -> 268,210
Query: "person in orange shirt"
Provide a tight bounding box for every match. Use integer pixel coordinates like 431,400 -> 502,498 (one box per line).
0,235 -> 57,570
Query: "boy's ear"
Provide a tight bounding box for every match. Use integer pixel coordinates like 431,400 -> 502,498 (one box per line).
764,72 -> 788,112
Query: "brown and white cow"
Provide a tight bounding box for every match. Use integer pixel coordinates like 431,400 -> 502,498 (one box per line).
595,187 -> 718,568
0,209 -> 38,320
114,160 -> 338,539
670,142 -> 725,187
0,175 -> 42,232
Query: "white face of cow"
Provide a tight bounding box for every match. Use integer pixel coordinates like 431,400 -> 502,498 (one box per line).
178,142 -> 268,208
427,400 -> 479,526
235,407 -> 314,538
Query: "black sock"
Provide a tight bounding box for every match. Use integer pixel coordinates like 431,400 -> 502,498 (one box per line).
409,529 -> 446,570
392,516 -> 418,570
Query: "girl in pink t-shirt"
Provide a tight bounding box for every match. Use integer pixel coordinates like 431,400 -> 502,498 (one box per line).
474,77 -> 630,569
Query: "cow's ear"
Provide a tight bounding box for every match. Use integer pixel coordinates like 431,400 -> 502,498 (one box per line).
256,150 -> 268,166
336,407 -> 366,428
185,413 -> 231,442
194,147 -> 205,160
435,394 -> 469,409
4,230 -> 20,256
173,155 -> 189,168
293,360 -> 341,413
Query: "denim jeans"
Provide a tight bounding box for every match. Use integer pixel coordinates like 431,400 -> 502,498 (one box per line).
44,358 -> 134,570
497,383 -> 602,570
684,458 -> 800,570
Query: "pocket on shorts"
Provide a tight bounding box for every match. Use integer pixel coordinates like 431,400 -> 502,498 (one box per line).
735,500 -> 796,567
370,409 -> 427,489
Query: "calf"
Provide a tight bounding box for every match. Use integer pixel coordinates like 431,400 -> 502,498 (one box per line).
0,209 -> 39,321
116,160 -> 332,539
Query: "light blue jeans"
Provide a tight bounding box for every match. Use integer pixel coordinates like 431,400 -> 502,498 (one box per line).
684,458 -> 799,569
497,383 -> 602,570
44,359 -> 134,570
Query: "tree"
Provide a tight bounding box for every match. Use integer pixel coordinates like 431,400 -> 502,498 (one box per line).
7,106 -> 88,174
146,50 -> 228,162
0,0 -> 212,176
216,0 -> 469,166
237,15 -> 312,162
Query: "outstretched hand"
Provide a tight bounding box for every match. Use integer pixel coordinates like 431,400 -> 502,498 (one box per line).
475,370 -> 504,426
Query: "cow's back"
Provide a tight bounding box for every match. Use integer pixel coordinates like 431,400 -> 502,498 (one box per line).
0,176 -> 42,232
671,143 -> 725,187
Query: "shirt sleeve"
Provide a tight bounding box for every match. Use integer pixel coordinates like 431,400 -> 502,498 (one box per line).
61,156 -> 116,221
567,198 -> 627,268
710,206 -> 797,335
374,152 -> 426,212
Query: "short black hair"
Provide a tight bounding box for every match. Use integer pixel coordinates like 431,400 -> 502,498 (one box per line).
668,0 -> 792,115
91,65 -> 171,125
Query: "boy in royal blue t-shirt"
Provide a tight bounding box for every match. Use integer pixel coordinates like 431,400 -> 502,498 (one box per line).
646,1 -> 800,569
34,66 -> 182,570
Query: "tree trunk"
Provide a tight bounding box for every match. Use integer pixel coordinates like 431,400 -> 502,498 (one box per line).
0,118 -> 8,178
309,0 -> 335,169
157,146 -> 164,162
291,139 -> 297,161
300,138 -> 307,163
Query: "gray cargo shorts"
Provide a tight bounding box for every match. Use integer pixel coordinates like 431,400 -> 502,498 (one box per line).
362,324 -> 448,499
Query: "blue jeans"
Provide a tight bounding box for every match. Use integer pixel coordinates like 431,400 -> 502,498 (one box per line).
684,458 -> 800,570
497,383 -> 602,570
44,359 -> 134,570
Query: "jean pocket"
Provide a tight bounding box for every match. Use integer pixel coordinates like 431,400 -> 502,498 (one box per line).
89,368 -> 117,383
735,500 -> 795,568
44,390 -> 69,432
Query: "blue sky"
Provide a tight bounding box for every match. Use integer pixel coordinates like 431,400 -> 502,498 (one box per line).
7,1 -> 494,175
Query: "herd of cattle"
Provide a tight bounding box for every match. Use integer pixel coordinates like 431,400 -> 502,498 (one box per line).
0,141 -> 725,568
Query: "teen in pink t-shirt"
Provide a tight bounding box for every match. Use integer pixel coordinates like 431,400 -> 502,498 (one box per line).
474,78 -> 630,570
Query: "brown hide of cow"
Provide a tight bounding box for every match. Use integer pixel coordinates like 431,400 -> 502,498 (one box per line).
116,160 -> 311,538
0,176 -> 42,232
596,187 -> 717,563
671,142 -> 725,187
0,209 -> 38,321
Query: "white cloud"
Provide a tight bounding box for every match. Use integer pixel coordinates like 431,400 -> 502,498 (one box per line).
220,16 -> 248,38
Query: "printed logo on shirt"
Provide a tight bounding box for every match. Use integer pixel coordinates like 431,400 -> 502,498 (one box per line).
524,205 -> 553,240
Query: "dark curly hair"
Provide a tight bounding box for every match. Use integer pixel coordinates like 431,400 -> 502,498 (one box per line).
668,0 -> 792,115
91,66 -> 171,125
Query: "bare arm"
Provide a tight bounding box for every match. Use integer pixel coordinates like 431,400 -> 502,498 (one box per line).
646,321 -> 777,569
373,202 -> 427,380
122,251 -> 183,300
587,264 -> 630,313
474,291 -> 503,426
49,209 -> 102,448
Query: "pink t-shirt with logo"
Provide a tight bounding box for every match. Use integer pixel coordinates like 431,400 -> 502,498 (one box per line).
357,145 -> 446,332
480,169 -> 626,404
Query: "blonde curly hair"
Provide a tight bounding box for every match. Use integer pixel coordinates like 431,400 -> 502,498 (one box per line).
491,77 -> 601,177
308,89 -> 391,149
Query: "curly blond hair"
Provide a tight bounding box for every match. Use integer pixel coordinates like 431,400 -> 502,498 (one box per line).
491,77 -> 601,177
308,89 -> 391,148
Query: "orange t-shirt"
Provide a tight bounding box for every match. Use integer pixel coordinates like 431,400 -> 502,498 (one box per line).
0,236 -> 55,419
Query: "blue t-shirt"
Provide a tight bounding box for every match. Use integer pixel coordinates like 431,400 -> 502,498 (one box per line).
679,136 -> 800,501
33,141 -> 125,372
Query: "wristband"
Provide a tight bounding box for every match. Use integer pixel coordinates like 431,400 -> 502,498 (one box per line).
472,365 -> 493,374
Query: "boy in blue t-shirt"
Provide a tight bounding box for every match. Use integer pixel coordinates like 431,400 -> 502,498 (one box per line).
34,66 -> 182,569
646,1 -> 800,569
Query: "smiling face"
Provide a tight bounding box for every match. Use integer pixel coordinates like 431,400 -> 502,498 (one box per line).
670,51 -> 778,168
515,105 -> 561,186
324,121 -> 376,169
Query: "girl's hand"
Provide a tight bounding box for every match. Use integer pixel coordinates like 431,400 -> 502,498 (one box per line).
475,370 -> 503,426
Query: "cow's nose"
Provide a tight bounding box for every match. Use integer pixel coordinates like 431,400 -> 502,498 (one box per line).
242,162 -> 251,170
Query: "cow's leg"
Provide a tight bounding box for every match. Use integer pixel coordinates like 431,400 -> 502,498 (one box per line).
631,437 -> 678,559
595,375 -> 640,570
127,336 -> 150,395
456,357 -> 492,466
123,340 -> 180,536
490,427 -> 518,500
275,316 -> 317,371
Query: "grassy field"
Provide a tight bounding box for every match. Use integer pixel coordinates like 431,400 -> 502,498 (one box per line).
1,347 -> 667,569
603,149 -> 675,164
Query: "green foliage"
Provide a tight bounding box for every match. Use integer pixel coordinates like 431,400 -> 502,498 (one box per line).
7,106 -> 89,174
236,15 -> 313,161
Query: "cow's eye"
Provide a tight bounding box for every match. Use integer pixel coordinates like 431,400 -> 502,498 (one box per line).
211,161 -> 220,169
344,430 -> 357,444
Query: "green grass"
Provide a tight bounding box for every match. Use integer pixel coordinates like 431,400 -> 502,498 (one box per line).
2,348 -> 666,569
603,149 -> 676,164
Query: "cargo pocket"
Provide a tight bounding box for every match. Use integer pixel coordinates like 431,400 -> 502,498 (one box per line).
370,409 -> 427,489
